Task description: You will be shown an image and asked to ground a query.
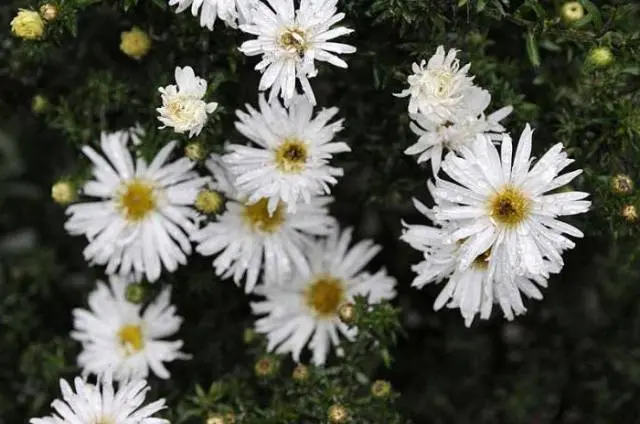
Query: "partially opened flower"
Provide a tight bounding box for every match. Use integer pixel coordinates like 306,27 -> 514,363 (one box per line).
71,275 -> 187,381
251,227 -> 396,365
64,129 -> 209,282
157,66 -> 218,138
396,46 -> 488,122
239,0 -> 356,104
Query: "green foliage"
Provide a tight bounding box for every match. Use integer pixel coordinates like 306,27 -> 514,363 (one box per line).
1,0 -> 640,422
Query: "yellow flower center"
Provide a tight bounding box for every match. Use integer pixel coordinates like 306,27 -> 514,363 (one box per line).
305,275 -> 345,318
488,185 -> 531,227
117,180 -> 156,222
243,198 -> 286,233
274,138 -> 308,173
117,324 -> 144,354
279,28 -> 308,55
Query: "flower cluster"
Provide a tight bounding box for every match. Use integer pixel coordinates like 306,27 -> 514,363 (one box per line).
399,47 -> 591,326
22,0 -> 593,417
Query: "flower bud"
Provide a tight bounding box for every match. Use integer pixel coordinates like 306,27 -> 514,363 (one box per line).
51,180 -> 76,205
328,404 -> 348,423
39,3 -> 58,21
120,26 -> 151,60
195,189 -> 224,214
611,174 -> 633,195
587,47 -> 614,68
622,205 -> 638,223
560,1 -> 584,23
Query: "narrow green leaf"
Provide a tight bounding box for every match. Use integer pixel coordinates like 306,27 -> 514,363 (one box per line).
525,31 -> 541,67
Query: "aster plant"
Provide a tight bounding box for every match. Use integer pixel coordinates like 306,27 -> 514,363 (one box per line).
2,0 -> 637,423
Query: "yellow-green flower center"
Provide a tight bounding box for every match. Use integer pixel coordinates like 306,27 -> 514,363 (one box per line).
243,198 -> 285,233
305,275 -> 345,317
279,28 -> 307,55
118,180 -> 156,222
488,185 -> 531,227
427,69 -> 454,98
274,138 -> 308,173
118,324 -> 144,354
195,189 -> 224,214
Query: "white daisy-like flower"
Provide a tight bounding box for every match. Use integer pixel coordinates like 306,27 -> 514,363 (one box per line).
395,46 -> 488,121
168,0 -> 254,30
29,376 -> 168,424
401,198 -> 559,326
431,125 -> 591,278
251,227 -> 396,365
238,0 -> 356,104
192,154 -> 336,293
71,275 -> 187,381
64,130 -> 209,282
223,94 -> 350,215
405,104 -> 513,174
157,66 -> 218,138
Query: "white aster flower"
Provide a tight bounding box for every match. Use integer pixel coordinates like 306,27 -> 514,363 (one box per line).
405,104 -> 513,174
64,130 -> 209,282
238,0 -> 356,104
395,46 -> 489,121
192,154 -> 336,293
251,227 -> 396,365
157,66 -> 218,138
71,275 -> 187,381
168,0 -> 254,30
401,198 -> 558,327
29,376 -> 168,424
223,94 -> 350,215
431,125 -> 591,278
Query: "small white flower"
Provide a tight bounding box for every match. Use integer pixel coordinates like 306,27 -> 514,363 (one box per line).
223,94 -> 350,215
71,275 -> 187,381
405,104 -> 513,174
29,376 -> 168,424
239,0 -> 356,104
157,66 -> 218,138
64,130 -> 209,282
168,0 -> 254,30
251,227 -> 396,365
395,46 -> 488,121
192,154 -> 336,293
401,198 -> 558,326
431,125 -> 591,278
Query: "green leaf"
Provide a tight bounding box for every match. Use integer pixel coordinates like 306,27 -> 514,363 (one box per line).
524,0 -> 546,20
579,0 -> 603,29
525,31 -> 540,67
572,13 -> 593,28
